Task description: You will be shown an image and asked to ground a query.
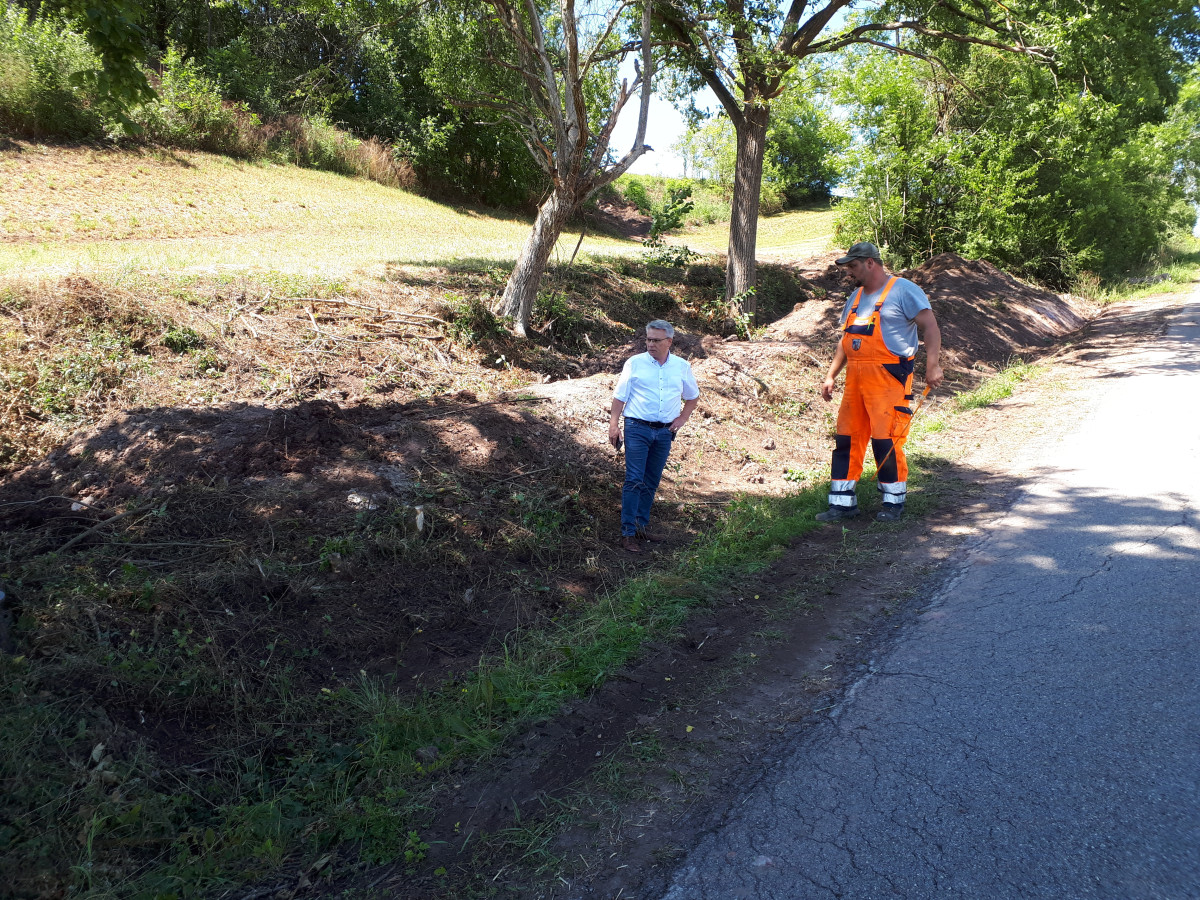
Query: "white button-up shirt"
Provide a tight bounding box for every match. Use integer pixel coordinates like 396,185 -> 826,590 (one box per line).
613,352 -> 700,424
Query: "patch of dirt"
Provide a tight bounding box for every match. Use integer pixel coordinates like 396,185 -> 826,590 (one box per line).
0,251 -> 1106,896
585,197 -> 652,242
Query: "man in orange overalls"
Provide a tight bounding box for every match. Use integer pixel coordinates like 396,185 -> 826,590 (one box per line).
817,242 -> 943,522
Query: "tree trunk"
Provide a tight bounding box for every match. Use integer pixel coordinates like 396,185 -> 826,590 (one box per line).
726,105 -> 770,323
496,187 -> 575,336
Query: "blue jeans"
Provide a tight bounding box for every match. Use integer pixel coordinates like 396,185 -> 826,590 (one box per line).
621,418 -> 675,536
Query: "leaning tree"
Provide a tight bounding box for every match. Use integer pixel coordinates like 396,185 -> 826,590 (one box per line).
429,0 -> 657,336
653,0 -> 1051,321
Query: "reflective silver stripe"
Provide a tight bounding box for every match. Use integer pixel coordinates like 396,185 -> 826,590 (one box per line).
828,493 -> 858,507
831,480 -> 857,493
879,481 -> 907,502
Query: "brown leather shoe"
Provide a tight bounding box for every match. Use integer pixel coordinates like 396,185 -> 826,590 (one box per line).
636,527 -> 665,542
621,535 -> 642,553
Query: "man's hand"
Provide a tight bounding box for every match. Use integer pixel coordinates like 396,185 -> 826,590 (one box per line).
821,346 -> 846,402
609,422 -> 622,448
926,364 -> 944,390
670,398 -> 700,434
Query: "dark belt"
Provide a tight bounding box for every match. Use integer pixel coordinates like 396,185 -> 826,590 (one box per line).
628,417 -> 671,429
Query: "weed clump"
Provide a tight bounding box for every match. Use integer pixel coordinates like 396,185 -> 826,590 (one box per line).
442,293 -> 504,347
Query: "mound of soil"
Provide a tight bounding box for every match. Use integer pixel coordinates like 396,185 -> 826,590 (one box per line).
585,197 -> 652,242
766,251 -> 1094,382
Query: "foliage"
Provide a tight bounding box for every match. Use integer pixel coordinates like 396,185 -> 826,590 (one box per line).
442,294 -> 505,347
4,1 -> 541,206
621,177 -> 652,214
642,238 -> 700,267
45,0 -> 154,116
650,185 -> 695,238
0,5 -> 105,139
767,74 -> 850,205
674,77 -> 848,211
833,41 -> 1197,283
130,47 -> 264,155
617,174 -> 729,225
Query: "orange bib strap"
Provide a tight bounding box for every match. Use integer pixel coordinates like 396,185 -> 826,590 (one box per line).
843,277 -> 898,337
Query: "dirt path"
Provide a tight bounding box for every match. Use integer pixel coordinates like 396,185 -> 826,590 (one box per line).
365,287 -> 1192,899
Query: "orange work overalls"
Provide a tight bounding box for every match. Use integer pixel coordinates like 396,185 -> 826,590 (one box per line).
828,277 -> 914,511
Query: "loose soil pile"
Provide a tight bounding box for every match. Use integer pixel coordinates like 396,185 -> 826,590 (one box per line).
0,251 -> 1094,897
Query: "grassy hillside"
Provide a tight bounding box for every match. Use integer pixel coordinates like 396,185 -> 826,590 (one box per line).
0,145 -> 838,280
682,203 -> 840,259
0,147 -> 632,279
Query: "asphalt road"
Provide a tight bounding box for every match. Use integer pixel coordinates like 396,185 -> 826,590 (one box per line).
657,293 -> 1200,900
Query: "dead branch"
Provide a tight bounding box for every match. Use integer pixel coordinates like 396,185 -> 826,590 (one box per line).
58,508 -> 145,553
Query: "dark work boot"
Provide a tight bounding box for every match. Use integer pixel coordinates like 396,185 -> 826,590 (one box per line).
816,505 -> 860,522
875,503 -> 905,522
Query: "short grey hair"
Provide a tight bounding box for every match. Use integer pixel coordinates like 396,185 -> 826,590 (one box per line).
646,319 -> 675,338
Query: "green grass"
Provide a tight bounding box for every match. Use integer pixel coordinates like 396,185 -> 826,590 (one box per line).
679,202 -> 839,258
951,360 -> 1040,412
2,147 -> 846,282
1073,235 -> 1200,303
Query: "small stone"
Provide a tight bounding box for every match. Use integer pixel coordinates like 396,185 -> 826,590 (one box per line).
346,492 -> 378,510
416,745 -> 439,763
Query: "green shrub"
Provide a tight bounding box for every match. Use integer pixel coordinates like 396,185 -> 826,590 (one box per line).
442,294 -> 502,346
642,238 -> 699,267
129,48 -> 264,157
162,326 -> 206,353
650,186 -> 695,238
0,6 -> 104,140
622,177 -> 652,213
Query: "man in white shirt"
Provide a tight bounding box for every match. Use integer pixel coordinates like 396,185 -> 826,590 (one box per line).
609,320 -> 701,553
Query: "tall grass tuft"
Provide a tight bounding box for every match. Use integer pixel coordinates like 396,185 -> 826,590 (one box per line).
953,359 -> 1039,411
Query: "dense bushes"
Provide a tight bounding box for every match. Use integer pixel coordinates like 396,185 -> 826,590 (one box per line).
834,48 -> 1197,283
0,7 -> 105,140
0,7 -> 520,201
0,12 -> 417,190
617,175 -> 730,226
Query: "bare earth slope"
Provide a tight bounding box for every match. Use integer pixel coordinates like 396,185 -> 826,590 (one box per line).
1,243 -> 1102,897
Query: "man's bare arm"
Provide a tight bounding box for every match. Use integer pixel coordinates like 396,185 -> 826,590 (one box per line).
821,343 -> 848,402
915,309 -> 944,389
609,399 -> 625,447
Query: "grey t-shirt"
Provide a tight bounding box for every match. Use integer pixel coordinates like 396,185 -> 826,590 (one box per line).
839,276 -> 931,358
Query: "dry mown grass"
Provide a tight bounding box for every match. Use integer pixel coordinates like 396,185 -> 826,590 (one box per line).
0,144 -> 638,278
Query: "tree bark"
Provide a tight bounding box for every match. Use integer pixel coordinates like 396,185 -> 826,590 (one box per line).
726,104 -> 770,323
495,186 -> 576,336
